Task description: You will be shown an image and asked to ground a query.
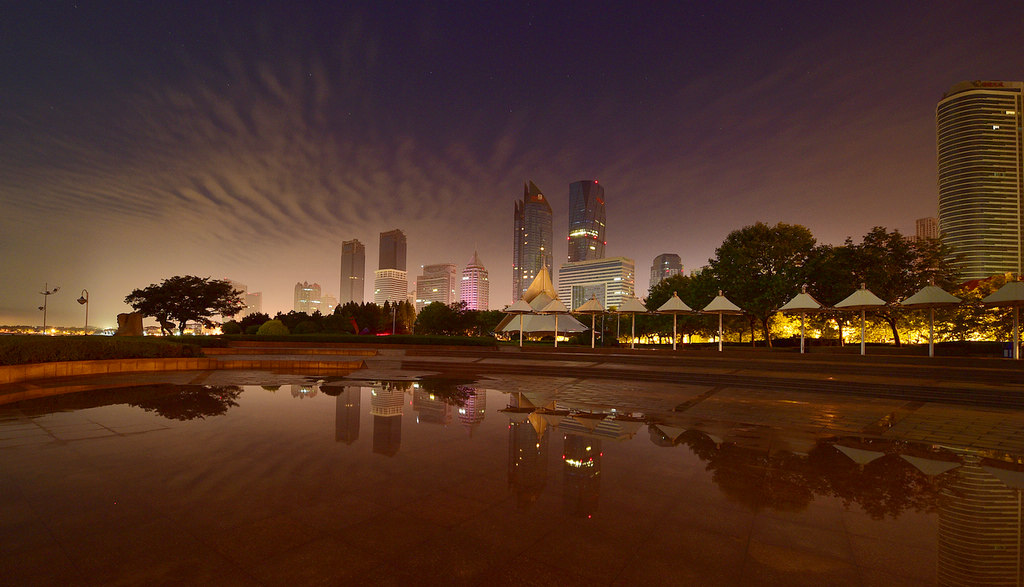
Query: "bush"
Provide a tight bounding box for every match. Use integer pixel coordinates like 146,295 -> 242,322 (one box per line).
244,324 -> 260,335
0,336 -> 203,366
221,321 -> 243,335
256,319 -> 289,336
293,320 -> 321,334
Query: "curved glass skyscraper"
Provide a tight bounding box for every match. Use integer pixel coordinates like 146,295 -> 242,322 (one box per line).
937,81 -> 1023,281
567,180 -> 606,262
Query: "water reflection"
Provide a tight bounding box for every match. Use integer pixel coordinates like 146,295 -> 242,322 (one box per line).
0,384 -> 242,421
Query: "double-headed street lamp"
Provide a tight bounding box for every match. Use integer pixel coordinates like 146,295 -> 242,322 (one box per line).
38,283 -> 60,334
77,289 -> 89,334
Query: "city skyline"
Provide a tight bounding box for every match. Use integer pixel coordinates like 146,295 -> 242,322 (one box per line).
1,3 -> 1018,327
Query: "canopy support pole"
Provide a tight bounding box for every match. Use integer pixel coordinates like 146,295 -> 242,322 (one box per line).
554,315 -> 559,348
590,314 -> 596,349
929,308 -> 935,358
672,315 -> 677,351
860,309 -> 866,356
631,315 -> 636,349
800,311 -> 806,354
519,315 -> 523,348
718,313 -> 723,352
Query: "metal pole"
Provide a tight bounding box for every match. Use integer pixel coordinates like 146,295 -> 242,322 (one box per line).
1015,306 -> 1020,360
718,313 -> 723,352
553,314 -> 559,348
519,314 -> 523,347
590,314 -> 595,349
860,309 -> 866,356
631,314 -> 635,349
929,308 -> 935,358
800,311 -> 805,354
672,314 -> 677,351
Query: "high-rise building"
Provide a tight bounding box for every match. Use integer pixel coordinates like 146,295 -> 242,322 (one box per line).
374,230 -> 408,306
321,293 -> 338,315
378,229 -> 407,271
374,269 -> 408,306
567,180 -> 606,262
415,263 -> 457,312
340,239 -> 365,304
915,217 -> 939,241
558,257 -> 635,310
513,181 -> 553,302
937,81 -> 1023,281
650,253 -> 683,287
242,292 -> 262,318
293,281 -> 322,313
460,251 -> 489,311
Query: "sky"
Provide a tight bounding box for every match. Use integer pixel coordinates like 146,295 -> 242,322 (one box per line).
1,1 -> 1020,328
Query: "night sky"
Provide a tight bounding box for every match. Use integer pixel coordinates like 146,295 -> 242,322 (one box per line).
2,2 -> 1019,328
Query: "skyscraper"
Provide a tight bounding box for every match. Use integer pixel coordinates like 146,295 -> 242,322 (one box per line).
293,281 -> 321,313
460,251 -> 489,311
937,81 -> 1023,281
567,180 -> 606,262
915,217 -> 939,242
414,263 -> 457,312
374,230 -> 408,305
378,229 -> 407,271
512,181 -> 553,302
340,239 -> 365,304
650,253 -> 683,287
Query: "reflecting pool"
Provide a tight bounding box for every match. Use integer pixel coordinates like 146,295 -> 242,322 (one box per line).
2,374 -> 1023,585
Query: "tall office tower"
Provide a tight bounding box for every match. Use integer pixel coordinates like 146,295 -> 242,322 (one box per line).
379,229 -> 407,271
513,181 -> 553,302
558,257 -> 635,310
371,383 -> 404,457
460,251 -> 489,311
562,434 -> 601,517
414,263 -> 457,312
915,217 -> 939,241
567,180 -> 606,262
293,281 -> 322,313
242,292 -> 262,318
650,253 -> 683,287
507,411 -> 549,509
321,293 -> 338,314
374,229 -> 408,306
937,81 -> 1023,280
340,239 -> 365,304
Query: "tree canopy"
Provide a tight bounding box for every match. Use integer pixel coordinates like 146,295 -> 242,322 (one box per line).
124,275 -> 245,335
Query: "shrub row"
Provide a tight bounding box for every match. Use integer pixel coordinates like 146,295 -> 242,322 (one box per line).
221,333 -> 497,346
0,336 -> 204,366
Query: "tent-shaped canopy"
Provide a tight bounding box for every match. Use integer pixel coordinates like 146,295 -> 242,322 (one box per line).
835,284 -> 886,356
496,266 -> 587,335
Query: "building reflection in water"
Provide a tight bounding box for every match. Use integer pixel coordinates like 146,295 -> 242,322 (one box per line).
507,412 -> 548,509
334,386 -> 361,444
458,389 -> 486,436
413,388 -> 452,426
562,433 -> 601,518
938,454 -> 1023,586
371,383 -> 405,457
289,384 -> 319,399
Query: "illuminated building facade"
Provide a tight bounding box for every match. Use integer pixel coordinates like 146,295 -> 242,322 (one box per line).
414,263 -> 457,312
293,281 -> 322,314
567,180 -> 606,262
937,81 -> 1023,280
650,253 -> 683,287
374,229 -> 408,306
558,257 -> 635,310
562,434 -> 601,517
371,383 -> 404,457
242,292 -> 262,318
373,269 -> 408,306
340,239 -> 365,304
513,181 -> 553,302
459,251 -> 489,311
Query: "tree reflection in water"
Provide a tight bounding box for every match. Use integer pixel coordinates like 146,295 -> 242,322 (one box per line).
680,431 -> 948,519
128,384 -> 242,421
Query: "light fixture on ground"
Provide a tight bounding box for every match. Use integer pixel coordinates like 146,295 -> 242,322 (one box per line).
38,283 -> 60,334
77,289 -> 89,334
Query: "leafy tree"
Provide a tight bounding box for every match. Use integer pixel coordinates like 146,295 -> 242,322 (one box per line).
804,243 -> 859,345
125,275 -> 245,335
415,301 -> 474,335
221,320 -> 243,334
708,222 -> 816,346
238,312 -> 270,331
938,274 -> 1011,342
850,227 -> 958,346
473,310 -> 505,337
644,273 -> 718,342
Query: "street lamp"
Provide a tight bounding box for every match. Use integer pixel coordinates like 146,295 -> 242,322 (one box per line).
38,283 -> 60,334
77,289 -> 89,334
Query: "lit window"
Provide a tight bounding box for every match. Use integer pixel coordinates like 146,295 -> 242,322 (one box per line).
993,125 -> 1001,129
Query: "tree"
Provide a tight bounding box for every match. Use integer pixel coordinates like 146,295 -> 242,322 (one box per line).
645,272 -> 718,342
804,243 -> 860,345
708,222 -> 816,346
415,301 -> 474,335
851,227 -> 958,346
125,275 -> 245,335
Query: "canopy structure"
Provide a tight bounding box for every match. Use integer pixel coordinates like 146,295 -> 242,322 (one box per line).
616,296 -> 648,349
982,279 -> 1024,360
701,291 -> 742,352
574,295 -> 605,349
900,283 -> 961,358
539,297 -> 570,348
497,266 -> 588,339
502,298 -> 534,347
835,283 -> 886,356
778,285 -> 824,354
656,292 -> 694,351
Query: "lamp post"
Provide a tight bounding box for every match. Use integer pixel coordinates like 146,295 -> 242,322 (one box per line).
77,289 -> 89,334
38,283 -> 60,334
